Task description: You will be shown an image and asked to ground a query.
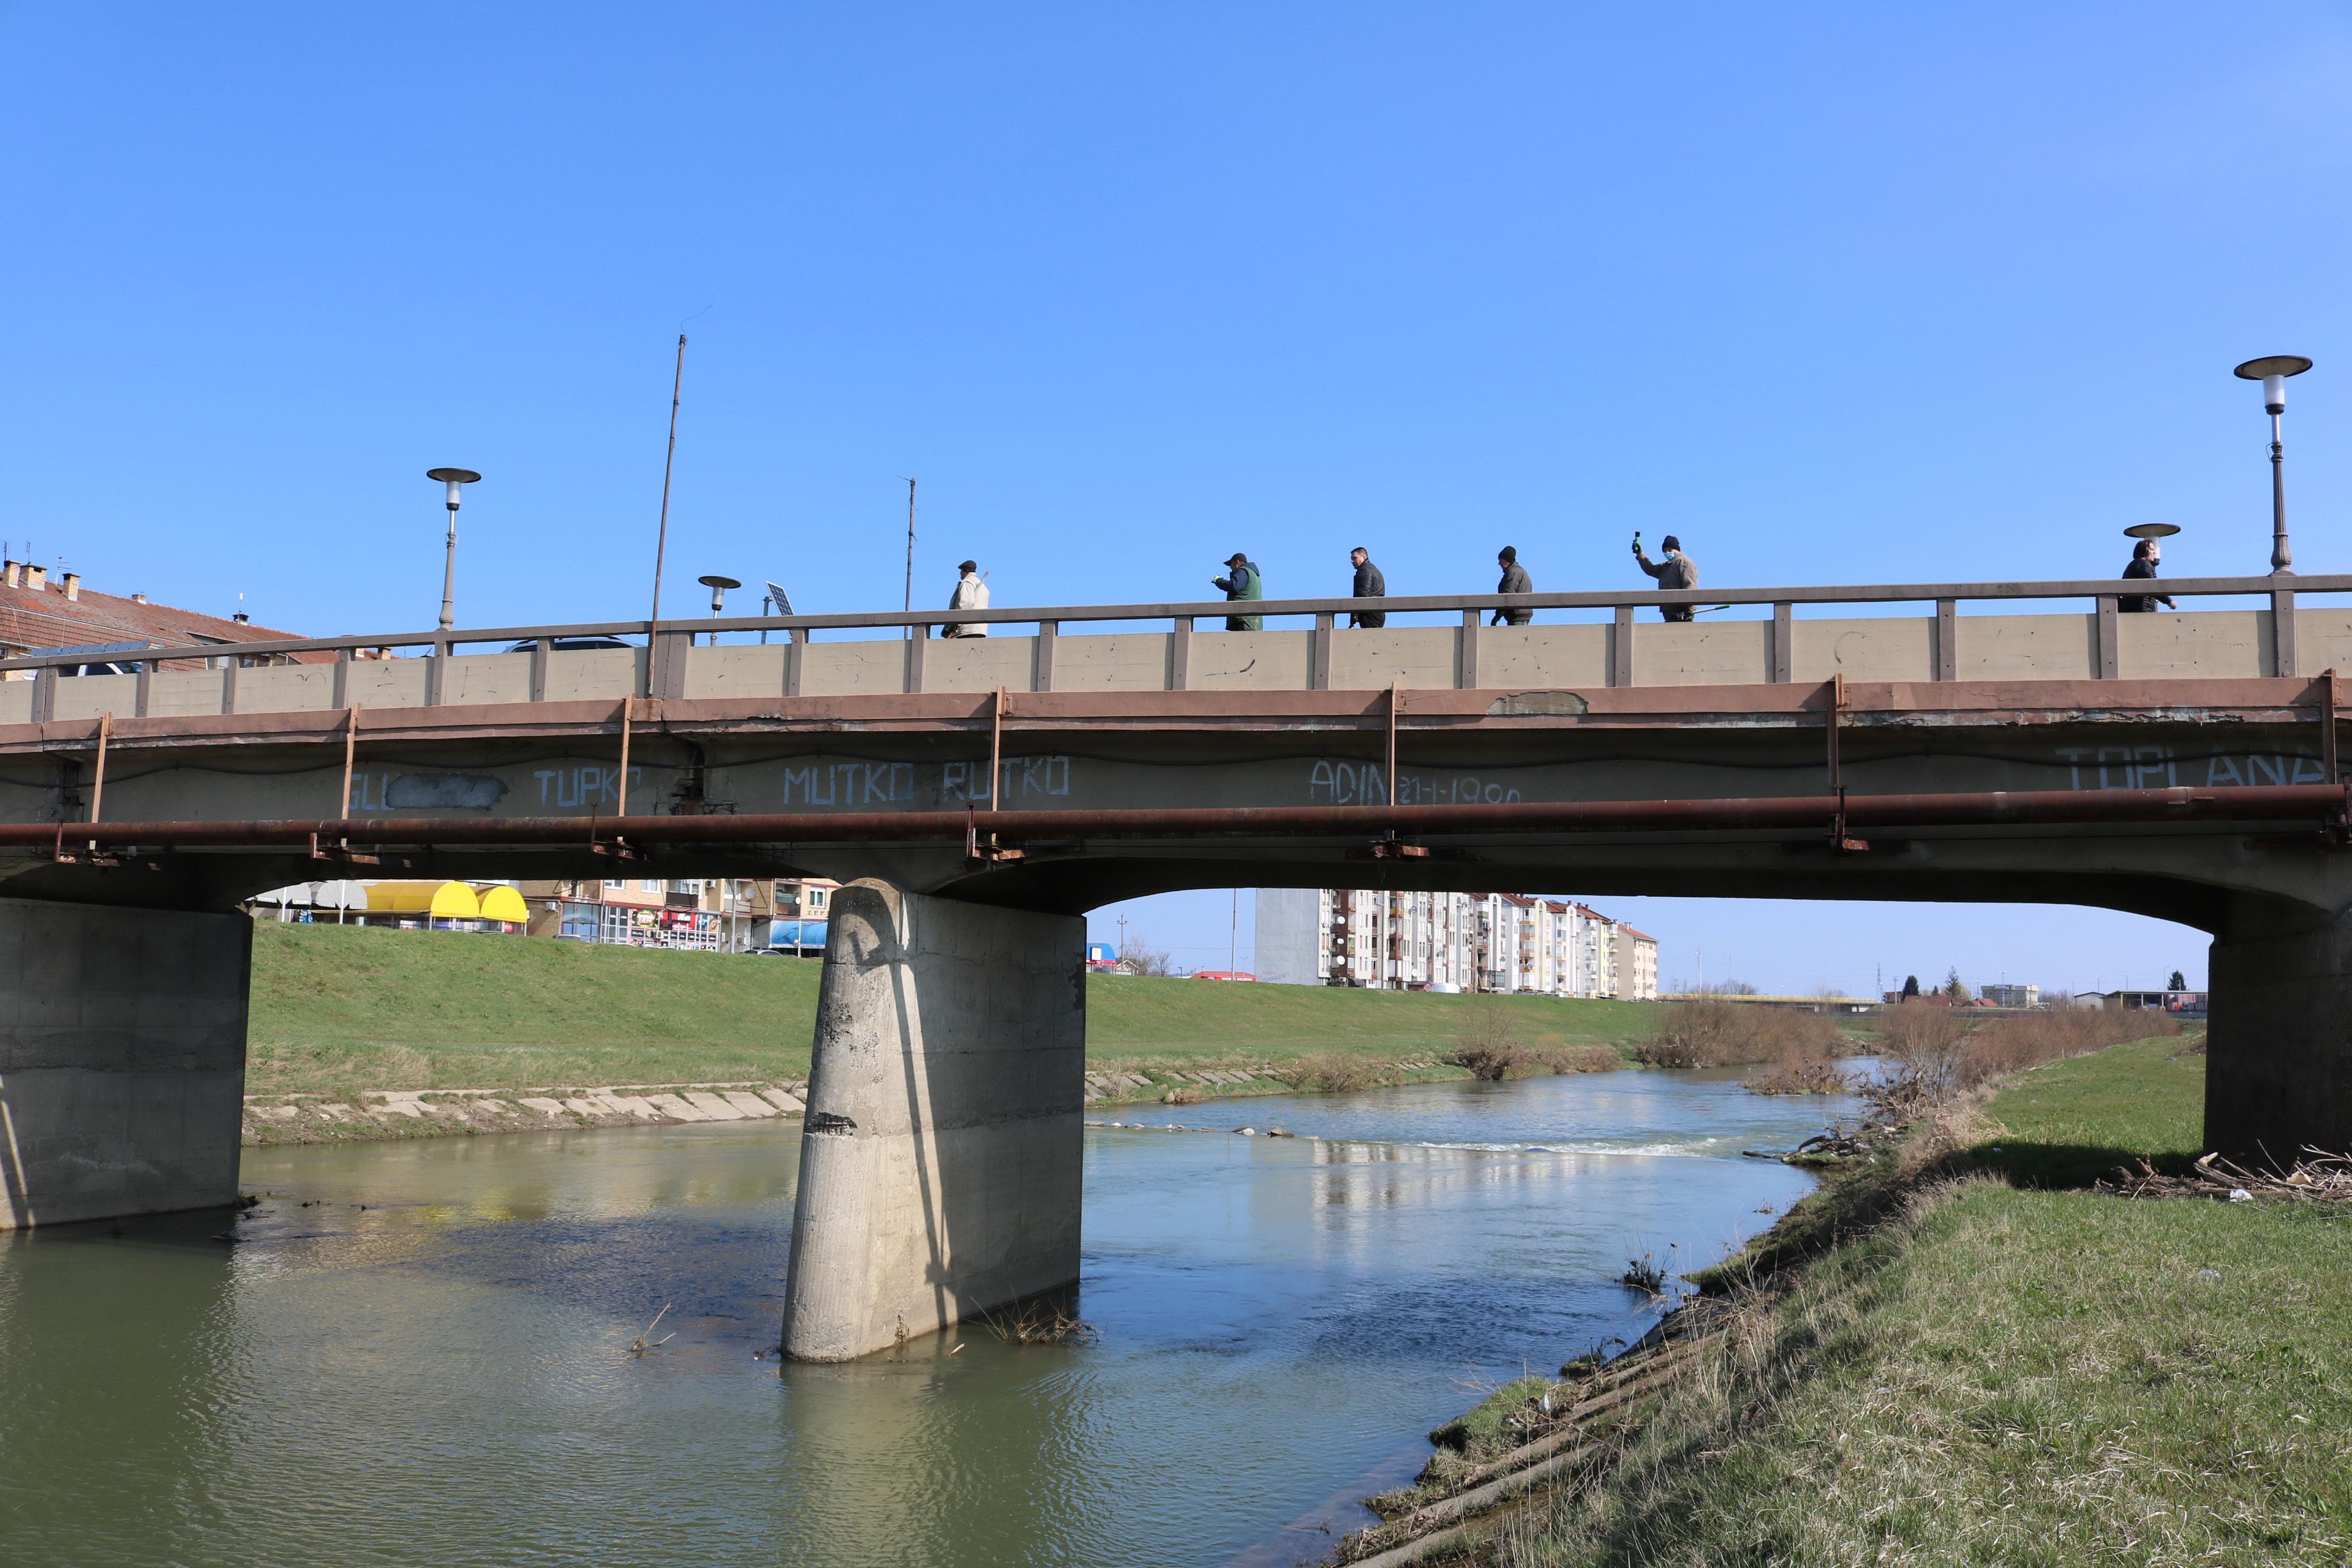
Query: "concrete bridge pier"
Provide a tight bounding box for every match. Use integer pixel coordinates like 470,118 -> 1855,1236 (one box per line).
782,881 -> 1086,1362
0,898 -> 251,1229
2206,912 -> 2352,1165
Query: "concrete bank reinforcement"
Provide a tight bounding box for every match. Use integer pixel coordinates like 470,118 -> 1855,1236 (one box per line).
240,1060 -> 1463,1145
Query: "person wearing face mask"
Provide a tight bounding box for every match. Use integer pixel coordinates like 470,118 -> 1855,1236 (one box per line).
2119,538 -> 2176,613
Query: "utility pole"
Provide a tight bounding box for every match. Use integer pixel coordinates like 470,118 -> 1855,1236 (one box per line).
624,333 -> 687,817
1117,913 -> 1128,959
902,477 -> 917,641
1230,889 -> 1239,973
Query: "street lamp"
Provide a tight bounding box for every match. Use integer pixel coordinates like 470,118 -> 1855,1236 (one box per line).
2232,356 -> 2313,573
425,467 -> 481,630
697,574 -> 741,645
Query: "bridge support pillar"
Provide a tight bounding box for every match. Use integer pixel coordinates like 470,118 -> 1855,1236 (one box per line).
782,881 -> 1085,1362
0,899 -> 251,1229
2207,913 -> 2352,1163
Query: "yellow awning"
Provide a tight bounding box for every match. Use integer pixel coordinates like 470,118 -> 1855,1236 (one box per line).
364,880 -> 482,918
476,885 -> 530,924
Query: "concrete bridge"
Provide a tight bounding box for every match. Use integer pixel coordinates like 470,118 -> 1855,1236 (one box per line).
4,573 -> 2351,1359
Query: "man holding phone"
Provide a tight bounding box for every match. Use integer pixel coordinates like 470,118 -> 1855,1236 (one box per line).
1632,533 -> 1698,622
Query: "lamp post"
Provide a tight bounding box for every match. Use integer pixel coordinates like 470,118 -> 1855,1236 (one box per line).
425,467 -> 481,629
697,575 -> 741,646
2233,356 -> 2313,574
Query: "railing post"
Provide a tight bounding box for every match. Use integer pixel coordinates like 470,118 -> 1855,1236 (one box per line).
1311,613 -> 1333,691
650,630 -> 692,699
221,657 -> 241,715
331,647 -> 351,709
529,638 -> 550,703
424,640 -> 448,706
1611,606 -> 1635,688
1771,603 -> 1793,683
1934,599 -> 1958,682
1035,621 -> 1057,693
133,663 -> 152,719
905,627 -> 927,694
1457,609 -> 1480,690
1169,617 -> 1193,692
2272,586 -> 2299,678
2093,598 -> 2119,679
32,666 -> 56,724
784,635 -> 805,698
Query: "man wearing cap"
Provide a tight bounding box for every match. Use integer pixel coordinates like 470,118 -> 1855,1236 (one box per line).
1212,552 -> 1264,631
2119,538 -> 2175,614
1632,535 -> 1698,622
943,560 -> 989,636
1348,547 -> 1387,628
1491,546 -> 1533,626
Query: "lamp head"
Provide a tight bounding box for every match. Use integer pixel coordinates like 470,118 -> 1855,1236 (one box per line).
697,573 -> 741,612
2234,356 -> 2312,415
426,467 -> 482,510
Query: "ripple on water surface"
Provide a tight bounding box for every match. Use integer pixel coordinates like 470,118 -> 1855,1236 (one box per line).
0,1068 -> 1842,1568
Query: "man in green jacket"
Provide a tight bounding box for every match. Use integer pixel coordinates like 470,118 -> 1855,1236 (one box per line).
1212,552 -> 1264,631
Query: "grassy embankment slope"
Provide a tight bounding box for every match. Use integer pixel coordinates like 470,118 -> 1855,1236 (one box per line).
1487,1034 -> 2352,1567
244,923 -> 1652,1096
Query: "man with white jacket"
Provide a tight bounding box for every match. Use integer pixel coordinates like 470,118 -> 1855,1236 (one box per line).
943,560 -> 989,636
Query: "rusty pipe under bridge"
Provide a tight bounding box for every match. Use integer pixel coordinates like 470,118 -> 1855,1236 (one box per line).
12,781 -> 2352,854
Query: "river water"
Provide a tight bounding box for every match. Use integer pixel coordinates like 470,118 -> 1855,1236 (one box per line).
0,1068 -> 1842,1568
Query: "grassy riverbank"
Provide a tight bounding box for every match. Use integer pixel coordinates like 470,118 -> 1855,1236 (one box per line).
244,924 -> 1653,1096
1414,1033 -> 2352,1566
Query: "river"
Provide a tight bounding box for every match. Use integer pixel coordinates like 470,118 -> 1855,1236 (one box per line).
0,1068 -> 1844,1567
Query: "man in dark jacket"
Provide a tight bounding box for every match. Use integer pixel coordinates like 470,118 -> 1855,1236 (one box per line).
1632,534 -> 1698,622
1212,552 -> 1264,631
1348,547 -> 1387,628
1492,546 -> 1532,626
2119,538 -> 2176,613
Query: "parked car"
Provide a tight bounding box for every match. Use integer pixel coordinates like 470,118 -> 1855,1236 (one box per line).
505,636 -> 631,653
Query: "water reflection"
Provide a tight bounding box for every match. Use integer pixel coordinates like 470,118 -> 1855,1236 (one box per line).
0,1069 -> 1842,1567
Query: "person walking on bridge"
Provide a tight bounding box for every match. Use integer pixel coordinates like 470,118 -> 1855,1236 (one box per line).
943,560 -> 989,636
1212,552 -> 1264,631
1348,547 -> 1387,628
1632,533 -> 1698,622
2119,538 -> 2176,613
1491,546 -> 1533,626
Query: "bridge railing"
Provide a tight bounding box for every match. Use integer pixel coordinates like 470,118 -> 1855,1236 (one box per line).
0,573 -> 2345,717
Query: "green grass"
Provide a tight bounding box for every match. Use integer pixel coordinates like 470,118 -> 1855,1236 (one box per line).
1503,1182 -> 2352,1566
1972,1032 -> 2206,1185
244,923 -> 1654,1095
1084,974 -> 1649,1060
1469,1030 -> 2352,1566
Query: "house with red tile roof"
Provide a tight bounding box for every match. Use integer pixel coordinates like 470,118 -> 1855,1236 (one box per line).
0,558 -> 326,673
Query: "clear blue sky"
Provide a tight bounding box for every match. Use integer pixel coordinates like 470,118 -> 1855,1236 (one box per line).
9,3 -> 2349,990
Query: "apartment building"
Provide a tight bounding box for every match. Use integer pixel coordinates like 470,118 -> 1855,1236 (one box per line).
1256,888 -> 1659,1000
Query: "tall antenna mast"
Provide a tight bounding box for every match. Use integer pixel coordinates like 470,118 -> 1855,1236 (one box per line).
646,333 -> 688,687
902,477 -> 917,641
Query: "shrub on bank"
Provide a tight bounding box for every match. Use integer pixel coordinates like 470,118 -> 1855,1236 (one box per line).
1878,1001 -> 2180,1106
1447,998 -> 1621,1080
1640,1001 -> 1846,1071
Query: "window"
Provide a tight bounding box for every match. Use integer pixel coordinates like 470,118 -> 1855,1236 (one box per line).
809,888 -> 827,908
639,879 -> 662,893
603,880 -> 624,891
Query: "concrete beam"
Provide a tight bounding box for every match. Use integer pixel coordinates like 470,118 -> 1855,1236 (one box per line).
782,881 -> 1085,1360
0,899 -> 249,1228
